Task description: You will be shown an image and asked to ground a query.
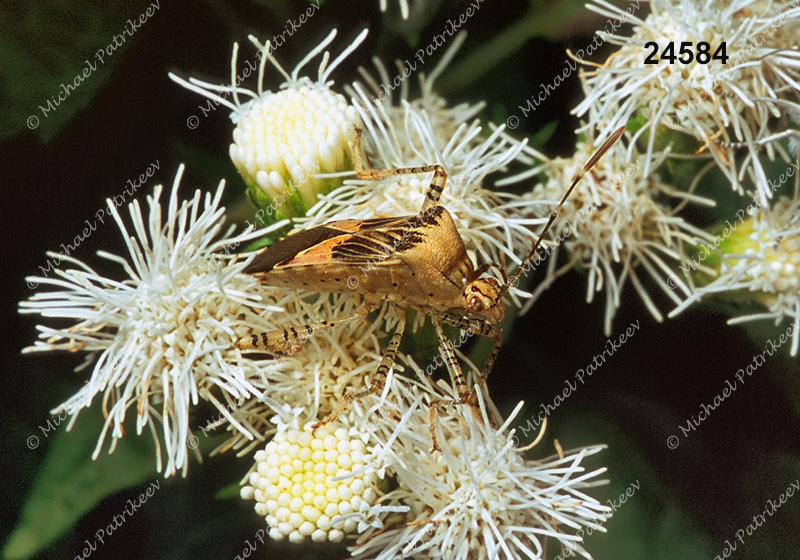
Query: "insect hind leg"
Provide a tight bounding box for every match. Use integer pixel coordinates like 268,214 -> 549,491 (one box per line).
351,126 -> 447,212
312,312 -> 407,432
236,305 -> 372,354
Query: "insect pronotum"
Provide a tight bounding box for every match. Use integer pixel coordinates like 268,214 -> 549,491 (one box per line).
237,125 -> 625,450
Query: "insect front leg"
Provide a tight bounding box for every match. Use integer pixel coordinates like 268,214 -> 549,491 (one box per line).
426,319 -> 478,452
351,126 -> 448,212
439,314 -> 503,403
425,316 -> 503,451
312,312 -> 407,432
236,305 -> 372,354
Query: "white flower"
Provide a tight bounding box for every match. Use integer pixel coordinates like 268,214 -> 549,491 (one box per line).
670,194 -> 800,355
499,127 -> 714,334
19,166 -> 286,476
575,0 -> 800,203
350,385 -> 611,560
169,29 -> 368,221
347,32 -> 485,145
241,422 -> 381,543
215,295 -> 399,455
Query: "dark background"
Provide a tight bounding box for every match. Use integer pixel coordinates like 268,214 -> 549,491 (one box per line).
3,1 -> 800,559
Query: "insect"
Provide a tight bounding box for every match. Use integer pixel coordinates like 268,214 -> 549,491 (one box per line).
237,125 -> 625,450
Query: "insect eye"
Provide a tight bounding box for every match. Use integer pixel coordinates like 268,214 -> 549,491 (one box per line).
468,295 -> 484,312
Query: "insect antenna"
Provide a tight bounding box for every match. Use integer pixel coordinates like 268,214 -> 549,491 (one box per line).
490,125 -> 626,307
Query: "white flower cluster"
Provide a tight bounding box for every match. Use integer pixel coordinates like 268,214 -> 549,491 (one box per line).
502,120 -> 714,334
22,22 -> 612,560
347,379 -> 611,560
671,194 -> 800,355
20,167 -> 286,477
241,423 -> 378,543
577,0 -> 800,202
503,0 -> 800,341
169,30 -> 367,223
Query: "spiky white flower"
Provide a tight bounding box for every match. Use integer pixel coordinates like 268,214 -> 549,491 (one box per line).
670,193 -> 800,355
575,0 -> 800,203
213,296 -> 401,456
499,127 -> 714,334
347,32 -> 485,144
349,383 -> 611,560
241,422 -> 381,543
19,166 -> 287,476
169,29 -> 368,223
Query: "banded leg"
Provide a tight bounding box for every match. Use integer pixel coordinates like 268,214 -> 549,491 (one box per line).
431,320 -> 471,402
427,316 -> 503,451
427,320 -> 475,452
715,130 -> 800,149
351,126 -> 447,212
439,313 -> 503,395
312,312 -> 407,431
236,305 -> 372,354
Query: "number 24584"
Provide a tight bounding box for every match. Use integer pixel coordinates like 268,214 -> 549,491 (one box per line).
644,41 -> 728,65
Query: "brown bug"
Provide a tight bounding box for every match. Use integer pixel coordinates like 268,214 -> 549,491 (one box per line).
237,125 -> 625,450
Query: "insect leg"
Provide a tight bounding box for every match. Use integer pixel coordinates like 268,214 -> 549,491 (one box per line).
312,312 -> 407,431
431,320 -> 471,402
425,319 -> 478,451
351,126 -> 447,212
235,305 -> 372,353
714,129 -> 800,149
425,316 -> 503,451
438,314 -> 503,394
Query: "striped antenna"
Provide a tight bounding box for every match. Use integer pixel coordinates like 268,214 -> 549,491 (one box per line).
490,125 -> 626,307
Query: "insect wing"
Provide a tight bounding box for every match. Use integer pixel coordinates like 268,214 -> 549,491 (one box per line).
244,215 -> 414,274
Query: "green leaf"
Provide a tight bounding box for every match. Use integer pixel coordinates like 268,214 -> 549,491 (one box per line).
528,120 -> 559,148
214,481 -> 243,501
0,0 -> 154,141
3,408 -> 157,559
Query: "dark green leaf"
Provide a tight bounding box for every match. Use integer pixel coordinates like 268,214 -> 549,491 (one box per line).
3,408 -> 157,559
0,0 -> 153,141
